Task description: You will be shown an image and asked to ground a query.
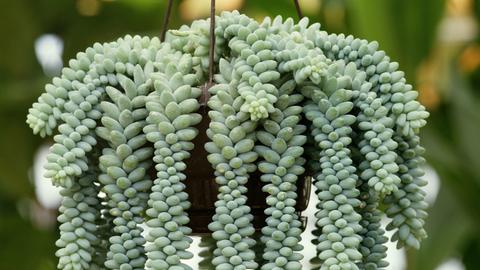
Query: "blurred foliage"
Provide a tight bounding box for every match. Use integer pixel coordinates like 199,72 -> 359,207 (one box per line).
2,0 -> 480,269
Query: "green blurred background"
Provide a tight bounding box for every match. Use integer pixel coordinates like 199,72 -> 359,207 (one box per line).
1,0 -> 479,269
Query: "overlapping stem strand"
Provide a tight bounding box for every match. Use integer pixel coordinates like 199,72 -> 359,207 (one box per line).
42,84 -> 103,188
353,91 -> 393,269
30,36 -> 162,188
300,35 -> 395,268
355,128 -> 389,270
308,14 -> 429,253
142,57 -> 203,269
314,33 -> 429,197
96,72 -> 154,269
255,77 -> 306,270
356,186 -> 389,269
223,16 -> 279,121
310,31 -> 429,255
384,135 -> 428,249
273,22 -> 365,269
206,57 -> 259,270
354,92 -> 401,197
314,33 -> 428,136
55,159 -> 102,270
26,43 -> 106,138
347,66 -> 401,200
218,16 -> 307,269
302,61 -> 365,270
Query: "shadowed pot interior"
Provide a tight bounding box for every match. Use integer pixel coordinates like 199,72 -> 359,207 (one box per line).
166,108 -> 313,233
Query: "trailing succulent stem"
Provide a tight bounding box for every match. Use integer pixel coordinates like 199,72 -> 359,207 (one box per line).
255,77 -> 306,270
303,61 -> 364,270
142,57 -> 202,269
205,57 -> 259,270
96,73 -> 154,269
55,160 -> 102,270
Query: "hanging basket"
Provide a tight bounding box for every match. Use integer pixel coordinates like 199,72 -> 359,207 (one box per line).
182,109 -> 311,233
26,2 -> 431,268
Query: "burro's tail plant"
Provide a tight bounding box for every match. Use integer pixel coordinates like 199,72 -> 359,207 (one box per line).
27,11 -> 429,270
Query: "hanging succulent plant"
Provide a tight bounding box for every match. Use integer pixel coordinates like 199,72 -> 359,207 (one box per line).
27,10 -> 429,270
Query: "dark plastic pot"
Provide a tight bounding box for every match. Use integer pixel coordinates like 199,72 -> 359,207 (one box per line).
181,109 -> 312,233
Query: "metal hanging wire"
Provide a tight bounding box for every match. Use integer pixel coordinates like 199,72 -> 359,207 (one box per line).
293,0 -> 304,19
160,0 -> 174,42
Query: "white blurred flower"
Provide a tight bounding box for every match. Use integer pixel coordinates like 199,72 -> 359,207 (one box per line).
436,258 -> 465,270
34,144 -> 62,209
34,34 -> 64,76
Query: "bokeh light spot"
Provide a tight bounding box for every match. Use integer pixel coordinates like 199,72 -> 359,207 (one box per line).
77,0 -> 101,16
